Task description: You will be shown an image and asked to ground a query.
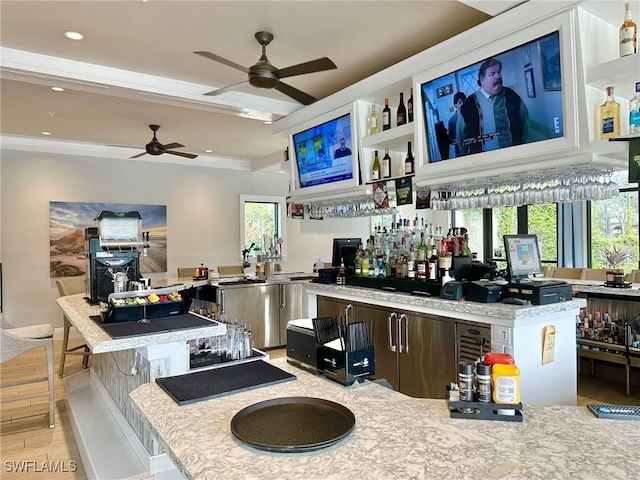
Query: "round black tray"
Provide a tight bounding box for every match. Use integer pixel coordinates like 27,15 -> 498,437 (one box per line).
231,397 -> 355,452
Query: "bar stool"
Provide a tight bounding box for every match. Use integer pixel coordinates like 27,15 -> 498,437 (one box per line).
56,277 -> 91,378
1,313 -> 56,428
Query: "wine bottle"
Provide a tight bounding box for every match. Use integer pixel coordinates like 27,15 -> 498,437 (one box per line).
620,2 -> 638,57
599,86 -> 621,139
397,92 -> 407,126
368,104 -> 378,136
336,258 -> 346,286
630,82 -> 640,134
372,150 -> 381,181
408,87 -> 414,123
382,147 -> 391,178
404,141 -> 414,175
383,97 -> 391,131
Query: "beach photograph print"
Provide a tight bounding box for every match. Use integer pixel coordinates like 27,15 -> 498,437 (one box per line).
49,201 -> 167,277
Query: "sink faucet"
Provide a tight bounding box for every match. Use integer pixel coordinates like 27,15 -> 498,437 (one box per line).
241,242 -> 256,270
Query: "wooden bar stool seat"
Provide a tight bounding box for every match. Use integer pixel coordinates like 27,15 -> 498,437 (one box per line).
56,277 -> 91,378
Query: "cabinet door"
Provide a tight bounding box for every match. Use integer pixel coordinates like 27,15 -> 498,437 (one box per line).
260,285 -> 281,348
317,296 -> 351,322
398,313 -> 456,398
218,287 -> 263,346
357,304 -> 399,391
279,283 -> 308,346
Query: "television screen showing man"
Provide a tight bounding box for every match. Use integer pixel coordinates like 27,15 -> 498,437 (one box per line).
456,58 -> 533,155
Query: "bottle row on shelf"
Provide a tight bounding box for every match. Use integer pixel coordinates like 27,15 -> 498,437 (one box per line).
367,90 -> 414,136
599,82 -> 640,138
575,308 -> 640,349
349,222 -> 472,284
370,141 -> 414,182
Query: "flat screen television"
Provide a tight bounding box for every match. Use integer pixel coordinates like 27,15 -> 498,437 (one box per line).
420,31 -> 564,163
290,104 -> 360,197
503,234 -> 544,282
293,113 -> 354,188
332,237 -> 362,271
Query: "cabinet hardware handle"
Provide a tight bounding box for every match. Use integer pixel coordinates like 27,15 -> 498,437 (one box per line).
281,284 -> 286,308
399,313 -> 408,354
220,290 -> 225,314
345,304 -> 353,324
388,312 -> 397,352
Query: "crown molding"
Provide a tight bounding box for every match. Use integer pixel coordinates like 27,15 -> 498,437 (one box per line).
0,135 -> 252,171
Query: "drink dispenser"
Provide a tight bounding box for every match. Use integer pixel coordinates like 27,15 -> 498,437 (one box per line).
85,210 -> 150,304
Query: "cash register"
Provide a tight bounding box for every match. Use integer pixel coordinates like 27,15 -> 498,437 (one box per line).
501,234 -> 573,305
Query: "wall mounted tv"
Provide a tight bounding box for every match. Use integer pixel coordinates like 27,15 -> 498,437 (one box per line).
420,31 -> 564,163
290,104 -> 359,196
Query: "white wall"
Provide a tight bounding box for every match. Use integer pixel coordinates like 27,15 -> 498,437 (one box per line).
0,150 -> 369,328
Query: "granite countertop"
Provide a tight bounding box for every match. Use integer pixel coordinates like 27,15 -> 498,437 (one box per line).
304,283 -> 586,322
569,280 -> 640,298
56,294 -> 226,354
130,358 -> 640,480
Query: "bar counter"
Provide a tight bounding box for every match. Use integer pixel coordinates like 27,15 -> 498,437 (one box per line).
130,357 -> 640,480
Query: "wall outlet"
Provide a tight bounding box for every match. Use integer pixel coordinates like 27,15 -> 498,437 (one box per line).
492,326 -> 511,345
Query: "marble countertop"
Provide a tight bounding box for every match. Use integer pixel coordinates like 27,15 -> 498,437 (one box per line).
304,283 -> 586,323
130,358 -> 640,480
56,294 -> 226,354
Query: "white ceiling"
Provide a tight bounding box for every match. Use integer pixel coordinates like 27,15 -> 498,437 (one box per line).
0,1 -> 524,171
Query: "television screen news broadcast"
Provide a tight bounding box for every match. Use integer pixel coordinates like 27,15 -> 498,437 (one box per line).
293,113 -> 354,188
420,31 -> 563,162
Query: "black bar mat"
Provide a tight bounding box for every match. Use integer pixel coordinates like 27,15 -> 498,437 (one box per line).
89,313 -> 217,339
152,314 -> 213,330
90,318 -> 167,338
156,360 -> 296,406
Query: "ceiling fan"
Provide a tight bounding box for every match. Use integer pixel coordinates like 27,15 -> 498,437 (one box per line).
127,125 -> 198,159
195,31 -> 337,105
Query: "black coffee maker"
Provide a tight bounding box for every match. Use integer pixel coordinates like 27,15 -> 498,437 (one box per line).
85,211 -> 148,304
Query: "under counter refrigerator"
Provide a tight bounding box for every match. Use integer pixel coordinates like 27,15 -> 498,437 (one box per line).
359,304 -> 457,398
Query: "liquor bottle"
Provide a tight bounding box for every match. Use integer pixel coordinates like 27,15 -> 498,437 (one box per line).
336,258 -> 346,286
599,86 -> 621,139
620,2 -> 637,57
372,150 -> 381,181
383,97 -> 391,131
383,147 -> 391,178
408,87 -> 414,122
630,81 -> 640,134
368,104 -> 378,136
404,141 -> 414,175
397,92 -> 407,126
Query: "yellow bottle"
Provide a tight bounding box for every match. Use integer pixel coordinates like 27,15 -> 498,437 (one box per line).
492,363 -> 521,404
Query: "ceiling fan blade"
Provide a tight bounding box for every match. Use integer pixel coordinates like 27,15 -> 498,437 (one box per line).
204,80 -> 249,96
275,82 -> 317,105
166,150 -> 198,159
108,144 -> 144,149
162,142 -> 185,150
194,51 -> 250,74
278,57 -> 337,79
130,152 -> 147,159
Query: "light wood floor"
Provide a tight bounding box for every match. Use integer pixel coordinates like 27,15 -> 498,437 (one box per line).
1,342 -> 638,480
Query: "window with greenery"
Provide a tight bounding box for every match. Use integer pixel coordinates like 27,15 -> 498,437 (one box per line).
589,171 -> 639,273
240,195 -> 285,259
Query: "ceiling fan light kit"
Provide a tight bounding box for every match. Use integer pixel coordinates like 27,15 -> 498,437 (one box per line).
195,31 -> 337,105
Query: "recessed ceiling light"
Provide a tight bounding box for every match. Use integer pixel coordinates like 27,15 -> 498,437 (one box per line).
264,121 -> 272,125
41,131 -> 52,135
64,31 -> 84,40
51,86 -> 65,92
205,149 -> 213,153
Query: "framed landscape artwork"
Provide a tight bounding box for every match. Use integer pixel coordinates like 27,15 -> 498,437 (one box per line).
49,201 -> 167,278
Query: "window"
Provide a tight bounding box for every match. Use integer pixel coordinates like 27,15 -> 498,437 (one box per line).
455,203 -> 558,271
240,195 -> 286,260
589,171 -> 639,273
